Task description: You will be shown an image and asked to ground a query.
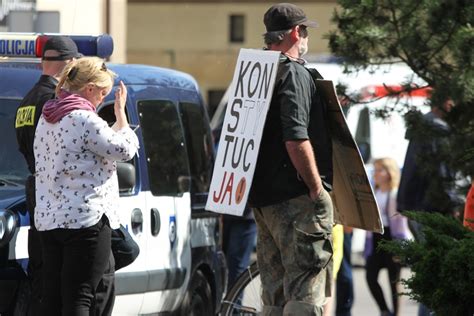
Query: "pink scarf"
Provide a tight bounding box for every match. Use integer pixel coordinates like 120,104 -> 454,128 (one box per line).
42,90 -> 96,123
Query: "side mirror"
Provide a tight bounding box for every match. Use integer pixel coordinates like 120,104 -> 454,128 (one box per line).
117,162 -> 136,193
177,175 -> 192,194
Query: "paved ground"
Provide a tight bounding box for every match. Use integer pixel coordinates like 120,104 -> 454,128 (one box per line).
237,261 -> 419,316
342,266 -> 418,316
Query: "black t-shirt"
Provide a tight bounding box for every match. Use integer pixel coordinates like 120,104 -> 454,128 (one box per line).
248,56 -> 332,207
15,75 -> 57,174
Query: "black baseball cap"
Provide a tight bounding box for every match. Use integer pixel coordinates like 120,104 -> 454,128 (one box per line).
264,3 -> 318,33
42,36 -> 82,61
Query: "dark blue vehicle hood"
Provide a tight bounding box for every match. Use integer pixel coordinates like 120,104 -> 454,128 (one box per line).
0,186 -> 25,210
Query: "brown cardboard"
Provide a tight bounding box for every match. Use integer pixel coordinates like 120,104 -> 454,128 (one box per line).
317,80 -> 384,233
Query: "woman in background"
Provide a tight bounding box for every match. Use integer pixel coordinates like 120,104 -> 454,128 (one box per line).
365,158 -> 411,316
34,57 -> 139,315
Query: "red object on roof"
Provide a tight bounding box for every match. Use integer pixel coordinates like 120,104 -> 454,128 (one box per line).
360,84 -> 432,100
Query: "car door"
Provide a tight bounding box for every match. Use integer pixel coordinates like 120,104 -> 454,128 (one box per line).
96,98 -> 147,315
136,97 -> 192,313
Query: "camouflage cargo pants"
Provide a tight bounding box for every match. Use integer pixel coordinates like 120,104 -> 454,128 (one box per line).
252,190 -> 334,316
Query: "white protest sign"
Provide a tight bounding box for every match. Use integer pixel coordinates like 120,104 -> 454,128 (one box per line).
206,49 -> 280,215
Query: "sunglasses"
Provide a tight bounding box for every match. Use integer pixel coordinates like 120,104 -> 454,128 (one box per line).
67,62 -> 108,81
299,25 -> 308,38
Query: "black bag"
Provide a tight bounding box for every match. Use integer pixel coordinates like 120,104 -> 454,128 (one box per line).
111,225 -> 140,271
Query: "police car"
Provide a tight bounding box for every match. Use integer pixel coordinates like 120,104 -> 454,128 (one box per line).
0,33 -> 226,315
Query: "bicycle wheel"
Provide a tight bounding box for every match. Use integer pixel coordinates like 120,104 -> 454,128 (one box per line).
220,261 -> 262,316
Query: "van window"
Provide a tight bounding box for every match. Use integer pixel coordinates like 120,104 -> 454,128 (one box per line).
138,100 -> 190,196
97,101 -> 128,126
179,102 -> 213,194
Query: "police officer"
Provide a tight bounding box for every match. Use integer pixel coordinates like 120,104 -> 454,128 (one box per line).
15,36 -> 81,315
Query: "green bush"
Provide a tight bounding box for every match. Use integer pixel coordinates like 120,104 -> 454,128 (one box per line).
380,211 -> 474,316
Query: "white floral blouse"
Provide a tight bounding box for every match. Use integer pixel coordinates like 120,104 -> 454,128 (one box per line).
34,110 -> 139,231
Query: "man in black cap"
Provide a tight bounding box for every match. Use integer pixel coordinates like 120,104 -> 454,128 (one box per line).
15,36 -> 82,315
248,3 -> 334,315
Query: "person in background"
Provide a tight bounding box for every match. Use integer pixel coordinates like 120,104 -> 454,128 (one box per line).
397,98 -> 458,239
248,3 -> 334,315
397,98 -> 461,316
335,226 -> 354,316
322,224 -> 343,316
365,158 -> 411,316
34,57 -> 138,315
222,209 -> 257,287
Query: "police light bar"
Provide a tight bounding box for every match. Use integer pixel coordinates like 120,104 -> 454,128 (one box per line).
0,33 -> 114,59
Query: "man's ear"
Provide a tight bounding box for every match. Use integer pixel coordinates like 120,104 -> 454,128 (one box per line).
290,25 -> 300,41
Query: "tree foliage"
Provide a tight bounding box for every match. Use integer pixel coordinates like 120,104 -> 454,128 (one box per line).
327,0 -> 474,176
328,1 -> 474,311
380,212 -> 474,315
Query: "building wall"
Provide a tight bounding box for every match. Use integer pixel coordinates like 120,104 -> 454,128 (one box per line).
127,1 -> 338,109
36,0 -> 127,63
109,0 -> 127,63
36,0 -> 104,34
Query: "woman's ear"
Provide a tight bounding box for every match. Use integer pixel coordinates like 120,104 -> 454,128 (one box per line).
86,83 -> 96,94
81,83 -> 94,99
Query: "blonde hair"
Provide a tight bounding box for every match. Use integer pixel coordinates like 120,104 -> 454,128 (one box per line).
373,157 -> 400,190
56,56 -> 116,95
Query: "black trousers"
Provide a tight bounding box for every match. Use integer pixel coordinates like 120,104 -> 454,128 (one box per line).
38,215 -> 111,316
336,232 -> 354,316
25,176 -> 43,315
92,253 -> 115,316
365,227 -> 401,315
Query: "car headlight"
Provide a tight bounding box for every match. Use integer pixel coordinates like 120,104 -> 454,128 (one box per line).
0,209 -> 18,248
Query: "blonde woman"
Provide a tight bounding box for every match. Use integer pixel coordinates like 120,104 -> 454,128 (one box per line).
365,158 -> 411,316
34,57 -> 138,315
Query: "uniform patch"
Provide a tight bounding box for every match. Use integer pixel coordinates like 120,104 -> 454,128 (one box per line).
15,106 -> 36,128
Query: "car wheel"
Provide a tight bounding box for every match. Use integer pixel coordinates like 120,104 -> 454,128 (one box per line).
179,270 -> 213,316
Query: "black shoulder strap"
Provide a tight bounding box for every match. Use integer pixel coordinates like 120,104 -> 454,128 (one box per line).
306,67 -> 324,80
305,66 -> 332,135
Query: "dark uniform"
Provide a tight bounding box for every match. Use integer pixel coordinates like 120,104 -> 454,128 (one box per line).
15,74 -> 57,314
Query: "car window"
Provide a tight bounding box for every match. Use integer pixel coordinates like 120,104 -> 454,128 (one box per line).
97,101 -> 119,126
0,98 -> 29,184
138,100 -> 190,196
179,102 -> 213,194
